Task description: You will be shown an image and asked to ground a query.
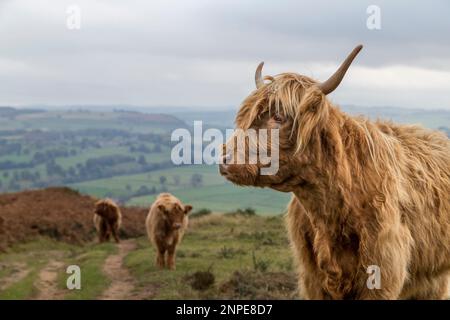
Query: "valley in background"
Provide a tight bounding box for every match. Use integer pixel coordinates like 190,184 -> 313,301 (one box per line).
0,105 -> 449,215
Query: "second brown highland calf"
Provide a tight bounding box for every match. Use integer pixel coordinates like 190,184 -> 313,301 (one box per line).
146,193 -> 192,269
93,199 -> 122,243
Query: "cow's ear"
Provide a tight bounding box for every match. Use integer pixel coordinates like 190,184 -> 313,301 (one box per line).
157,204 -> 166,213
184,205 -> 193,214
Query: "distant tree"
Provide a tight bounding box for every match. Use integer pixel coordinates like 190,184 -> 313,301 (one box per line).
159,175 -> 167,185
126,184 -> 132,192
173,175 -> 181,186
137,155 -> 147,165
32,151 -> 46,163
190,173 -> 203,188
68,167 -> 76,177
135,185 -> 150,197
153,144 -> 162,152
8,180 -> 20,191
45,160 -> 65,177
136,144 -> 151,153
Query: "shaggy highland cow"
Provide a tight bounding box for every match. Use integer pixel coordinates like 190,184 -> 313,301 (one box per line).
93,199 -> 122,243
219,45 -> 450,299
146,193 -> 192,270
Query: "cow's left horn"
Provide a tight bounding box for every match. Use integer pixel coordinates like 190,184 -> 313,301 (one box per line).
318,45 -> 363,95
255,62 -> 264,89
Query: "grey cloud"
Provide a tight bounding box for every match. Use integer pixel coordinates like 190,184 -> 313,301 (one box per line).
0,0 -> 448,109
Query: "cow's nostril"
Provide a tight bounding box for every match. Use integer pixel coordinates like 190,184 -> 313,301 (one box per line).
219,164 -> 228,176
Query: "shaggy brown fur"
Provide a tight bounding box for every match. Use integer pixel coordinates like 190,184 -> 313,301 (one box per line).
220,49 -> 450,299
93,199 -> 122,243
145,193 -> 192,270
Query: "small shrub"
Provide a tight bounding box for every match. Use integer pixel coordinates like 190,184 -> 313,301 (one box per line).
185,270 -> 215,291
218,246 -> 235,259
218,246 -> 245,259
226,207 -> 256,216
252,251 -> 271,272
242,208 -> 256,216
278,260 -> 294,272
261,237 -> 276,246
190,208 -> 212,218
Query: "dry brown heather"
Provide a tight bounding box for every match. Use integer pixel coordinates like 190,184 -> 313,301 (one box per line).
0,187 -> 147,250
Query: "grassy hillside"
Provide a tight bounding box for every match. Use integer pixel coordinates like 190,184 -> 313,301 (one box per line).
0,212 -> 296,300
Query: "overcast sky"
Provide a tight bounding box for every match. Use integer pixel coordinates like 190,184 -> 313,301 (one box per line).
0,0 -> 449,109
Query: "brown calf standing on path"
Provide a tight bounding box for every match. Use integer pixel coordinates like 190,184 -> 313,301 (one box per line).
93,199 -> 122,243
146,193 -> 192,270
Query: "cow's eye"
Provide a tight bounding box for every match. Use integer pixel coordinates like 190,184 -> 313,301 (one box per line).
273,113 -> 284,123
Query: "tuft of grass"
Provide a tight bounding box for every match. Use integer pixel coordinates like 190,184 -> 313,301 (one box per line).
252,251 -> 271,272
217,246 -> 245,259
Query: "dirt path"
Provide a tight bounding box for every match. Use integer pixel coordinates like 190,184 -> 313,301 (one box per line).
34,259 -> 66,300
0,262 -> 29,292
99,240 -> 138,300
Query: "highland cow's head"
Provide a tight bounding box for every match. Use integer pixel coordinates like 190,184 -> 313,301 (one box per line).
158,200 -> 193,230
219,45 -> 363,192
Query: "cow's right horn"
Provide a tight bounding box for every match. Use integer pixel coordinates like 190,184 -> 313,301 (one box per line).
318,45 -> 363,95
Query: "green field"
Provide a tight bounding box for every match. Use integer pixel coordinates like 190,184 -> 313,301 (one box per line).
71,165 -> 292,215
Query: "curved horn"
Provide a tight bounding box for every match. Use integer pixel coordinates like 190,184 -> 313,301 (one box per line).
318,45 -> 363,95
255,61 -> 264,89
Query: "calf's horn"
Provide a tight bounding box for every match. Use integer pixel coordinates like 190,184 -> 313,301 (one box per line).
318,45 -> 363,95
